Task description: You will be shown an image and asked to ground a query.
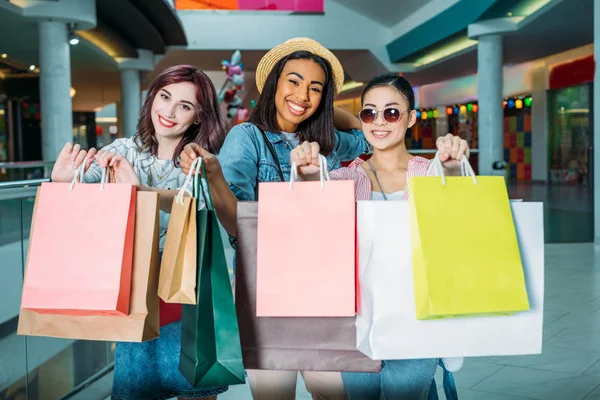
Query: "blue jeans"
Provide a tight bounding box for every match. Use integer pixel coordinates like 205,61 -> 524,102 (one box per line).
342,359 -> 458,400
111,321 -> 228,400
428,360 -> 459,400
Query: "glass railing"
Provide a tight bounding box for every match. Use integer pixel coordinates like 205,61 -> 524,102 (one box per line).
0,162 -> 54,183
0,179 -> 113,400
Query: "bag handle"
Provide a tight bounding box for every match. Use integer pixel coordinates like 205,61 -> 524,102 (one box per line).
289,154 -> 330,190
180,157 -> 213,211
176,158 -> 203,205
425,152 -> 477,186
69,160 -> 109,192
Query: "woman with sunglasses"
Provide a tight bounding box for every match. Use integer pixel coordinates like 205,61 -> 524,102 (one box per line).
290,72 -> 467,399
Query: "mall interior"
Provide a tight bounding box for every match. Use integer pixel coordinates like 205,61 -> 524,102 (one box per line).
1,0 -> 600,399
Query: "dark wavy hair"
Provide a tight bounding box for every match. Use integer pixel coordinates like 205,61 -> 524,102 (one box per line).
249,51 -> 336,155
135,65 -> 228,165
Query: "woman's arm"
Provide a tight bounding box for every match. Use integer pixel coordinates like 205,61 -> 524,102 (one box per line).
206,171 -> 238,236
334,107 -> 362,131
180,144 -> 241,237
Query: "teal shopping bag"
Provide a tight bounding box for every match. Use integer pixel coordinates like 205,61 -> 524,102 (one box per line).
179,161 -> 245,387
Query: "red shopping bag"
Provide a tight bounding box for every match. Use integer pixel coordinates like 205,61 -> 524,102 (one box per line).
256,157 -> 356,317
21,179 -> 136,316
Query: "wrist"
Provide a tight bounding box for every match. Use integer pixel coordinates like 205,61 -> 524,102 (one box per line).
298,172 -> 320,181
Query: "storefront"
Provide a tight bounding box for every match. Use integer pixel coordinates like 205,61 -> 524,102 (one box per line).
547,55 -> 594,186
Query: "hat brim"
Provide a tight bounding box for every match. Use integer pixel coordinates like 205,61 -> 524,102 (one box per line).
255,37 -> 344,96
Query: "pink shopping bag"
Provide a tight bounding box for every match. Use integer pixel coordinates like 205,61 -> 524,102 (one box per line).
256,159 -> 355,317
21,180 -> 136,316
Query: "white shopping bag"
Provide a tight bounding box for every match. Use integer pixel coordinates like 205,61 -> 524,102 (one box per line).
356,201 -> 544,360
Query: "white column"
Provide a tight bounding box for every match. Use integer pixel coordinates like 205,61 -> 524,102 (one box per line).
120,69 -> 141,138
477,34 -> 504,176
39,21 -> 73,162
116,49 -> 155,138
594,0 -> 600,244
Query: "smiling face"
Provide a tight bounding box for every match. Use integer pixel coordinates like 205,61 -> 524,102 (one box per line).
361,86 -> 416,151
274,58 -> 326,133
151,81 -> 198,141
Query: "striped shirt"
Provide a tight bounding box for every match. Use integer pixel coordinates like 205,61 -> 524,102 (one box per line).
82,137 -> 204,250
330,156 -> 432,200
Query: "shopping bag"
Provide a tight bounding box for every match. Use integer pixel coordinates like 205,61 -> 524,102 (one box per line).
179,159 -> 245,387
159,170 -> 198,304
256,155 -> 355,317
18,191 -> 160,341
21,166 -> 136,316
408,155 -> 529,319
356,200 -> 543,359
236,201 -> 381,372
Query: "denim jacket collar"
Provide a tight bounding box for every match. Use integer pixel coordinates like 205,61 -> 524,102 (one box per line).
263,129 -> 286,145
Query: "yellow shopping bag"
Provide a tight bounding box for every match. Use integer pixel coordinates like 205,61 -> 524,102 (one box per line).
408,155 -> 529,320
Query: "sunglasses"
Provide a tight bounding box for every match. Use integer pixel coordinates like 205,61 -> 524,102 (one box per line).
358,108 -> 411,124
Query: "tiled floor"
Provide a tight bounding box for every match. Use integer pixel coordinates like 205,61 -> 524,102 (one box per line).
99,242 -> 600,400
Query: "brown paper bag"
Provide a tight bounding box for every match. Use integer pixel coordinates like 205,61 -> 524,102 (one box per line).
235,202 -> 381,372
17,191 -> 160,342
158,196 -> 197,304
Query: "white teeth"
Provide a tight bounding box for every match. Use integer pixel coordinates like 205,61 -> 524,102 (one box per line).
288,102 -> 306,112
159,116 -> 175,127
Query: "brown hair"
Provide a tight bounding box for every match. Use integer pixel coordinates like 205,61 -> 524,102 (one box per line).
135,65 -> 228,164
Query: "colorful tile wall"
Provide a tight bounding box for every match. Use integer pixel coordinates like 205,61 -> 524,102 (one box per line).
504,113 -> 532,180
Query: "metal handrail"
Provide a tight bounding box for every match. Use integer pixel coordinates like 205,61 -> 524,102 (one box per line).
0,179 -> 48,200
0,161 -> 55,169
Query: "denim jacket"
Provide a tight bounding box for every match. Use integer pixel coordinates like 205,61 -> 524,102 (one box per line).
218,122 -> 371,202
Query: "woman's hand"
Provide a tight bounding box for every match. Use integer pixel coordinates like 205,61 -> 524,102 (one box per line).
436,134 -> 470,172
51,142 -> 96,182
95,151 -> 141,187
290,141 -> 321,179
180,143 -> 238,236
180,143 -> 224,180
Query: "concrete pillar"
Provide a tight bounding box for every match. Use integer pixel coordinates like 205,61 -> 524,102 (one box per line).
21,0 -> 96,161
593,0 -> 600,244
120,70 -> 141,138
116,49 -> 155,138
39,21 -> 73,161
476,34 -> 504,176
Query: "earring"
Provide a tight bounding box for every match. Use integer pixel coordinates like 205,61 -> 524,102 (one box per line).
194,120 -> 200,125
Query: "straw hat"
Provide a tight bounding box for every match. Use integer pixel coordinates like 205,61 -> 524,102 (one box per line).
255,37 -> 345,96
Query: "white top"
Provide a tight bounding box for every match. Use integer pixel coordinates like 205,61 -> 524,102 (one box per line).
83,137 -> 206,250
281,132 -> 300,149
370,190 -> 405,201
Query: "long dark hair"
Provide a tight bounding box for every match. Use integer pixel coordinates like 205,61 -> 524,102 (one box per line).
135,65 -> 228,165
361,73 -> 415,110
249,51 -> 336,155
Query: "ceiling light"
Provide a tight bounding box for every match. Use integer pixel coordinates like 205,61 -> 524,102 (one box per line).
70,87 -> 76,98
1,54 -> 7,59
68,23 -> 79,45
29,65 -> 35,71
340,81 -> 364,92
413,36 -> 478,68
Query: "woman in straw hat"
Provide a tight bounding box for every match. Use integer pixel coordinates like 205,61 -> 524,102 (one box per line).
180,37 -> 371,399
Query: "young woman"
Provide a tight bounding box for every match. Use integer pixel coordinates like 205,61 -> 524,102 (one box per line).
180,37 -> 371,399
49,65 -> 229,400
290,72 -> 467,400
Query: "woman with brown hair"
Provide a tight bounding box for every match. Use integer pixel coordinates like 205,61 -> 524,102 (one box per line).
49,65 -> 230,400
